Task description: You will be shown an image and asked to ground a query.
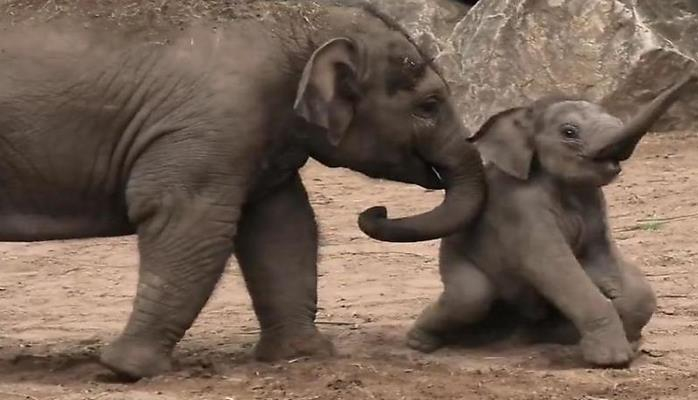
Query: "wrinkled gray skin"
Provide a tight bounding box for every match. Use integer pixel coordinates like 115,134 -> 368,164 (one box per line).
0,4 -> 485,379
405,74 -> 696,368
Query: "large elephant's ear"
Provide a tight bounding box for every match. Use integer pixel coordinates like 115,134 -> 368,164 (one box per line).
470,107 -> 535,180
293,37 -> 362,146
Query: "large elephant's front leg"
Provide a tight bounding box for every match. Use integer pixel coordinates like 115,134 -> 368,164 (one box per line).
234,173 -> 335,361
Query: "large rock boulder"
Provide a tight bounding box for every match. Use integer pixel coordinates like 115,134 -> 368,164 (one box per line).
361,0 -> 471,76
370,0 -> 698,134
448,0 -> 698,133
4,0 -> 695,132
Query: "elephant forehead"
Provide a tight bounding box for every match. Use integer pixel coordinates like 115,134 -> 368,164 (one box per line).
543,101 -> 623,144
546,100 -> 604,120
544,101 -> 622,128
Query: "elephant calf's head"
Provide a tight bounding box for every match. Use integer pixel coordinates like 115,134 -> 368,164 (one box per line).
473,73 -> 697,187
293,7 -> 486,243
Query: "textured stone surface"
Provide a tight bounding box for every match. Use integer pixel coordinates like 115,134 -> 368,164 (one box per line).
365,0 -> 471,76
451,0 -> 698,133
6,0 -> 695,132
371,0 -> 698,134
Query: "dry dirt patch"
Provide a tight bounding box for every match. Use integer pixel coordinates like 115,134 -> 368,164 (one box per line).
0,132 -> 696,399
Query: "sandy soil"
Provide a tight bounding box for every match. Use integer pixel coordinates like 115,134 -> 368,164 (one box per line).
0,1 -> 697,398
0,132 -> 697,400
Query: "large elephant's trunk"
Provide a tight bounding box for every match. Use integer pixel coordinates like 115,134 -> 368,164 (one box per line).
358,132 -> 486,242
589,73 -> 696,161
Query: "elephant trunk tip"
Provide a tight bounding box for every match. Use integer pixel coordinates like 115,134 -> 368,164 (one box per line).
591,71 -> 698,161
357,173 -> 487,243
358,136 -> 487,243
358,206 -> 429,243
358,206 -> 398,242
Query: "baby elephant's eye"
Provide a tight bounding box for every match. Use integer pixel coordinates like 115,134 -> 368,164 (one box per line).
559,123 -> 580,139
414,96 -> 442,119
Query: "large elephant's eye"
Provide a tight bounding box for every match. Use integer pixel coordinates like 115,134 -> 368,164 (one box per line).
413,96 -> 442,119
559,123 -> 580,139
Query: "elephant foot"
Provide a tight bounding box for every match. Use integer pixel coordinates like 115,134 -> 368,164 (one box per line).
254,328 -> 336,362
580,322 -> 635,368
406,327 -> 444,353
99,336 -> 173,380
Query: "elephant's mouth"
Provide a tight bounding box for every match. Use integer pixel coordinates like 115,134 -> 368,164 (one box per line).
367,157 -> 444,190
606,159 -> 622,176
580,153 -> 623,183
592,156 -> 621,170
591,156 -> 622,181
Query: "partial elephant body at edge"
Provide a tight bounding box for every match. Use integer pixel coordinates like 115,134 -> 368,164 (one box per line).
406,73 -> 697,369
0,3 -> 487,380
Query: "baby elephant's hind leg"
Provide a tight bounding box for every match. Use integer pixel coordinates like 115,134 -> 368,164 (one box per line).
407,246 -> 495,353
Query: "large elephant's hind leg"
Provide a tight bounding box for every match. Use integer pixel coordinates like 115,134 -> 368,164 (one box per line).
407,240 -> 496,353
99,189 -> 239,380
234,173 -> 334,362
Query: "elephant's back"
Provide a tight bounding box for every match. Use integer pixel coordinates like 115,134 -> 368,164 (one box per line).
0,25 -> 191,204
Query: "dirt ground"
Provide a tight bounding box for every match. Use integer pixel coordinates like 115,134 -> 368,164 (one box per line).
0,132 -> 695,399
0,1 -> 697,399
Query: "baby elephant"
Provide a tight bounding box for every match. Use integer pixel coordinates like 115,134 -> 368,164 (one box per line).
406,73 -> 697,368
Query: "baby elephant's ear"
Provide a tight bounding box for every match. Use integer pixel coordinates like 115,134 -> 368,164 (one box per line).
471,107 -> 535,180
293,37 -> 362,146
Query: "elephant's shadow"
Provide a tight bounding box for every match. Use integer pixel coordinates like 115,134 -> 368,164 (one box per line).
427,301 -> 622,371
0,339 -> 255,384
0,314 -> 638,384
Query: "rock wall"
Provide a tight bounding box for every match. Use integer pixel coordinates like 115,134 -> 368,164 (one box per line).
371,0 -> 698,134
5,0 -> 695,133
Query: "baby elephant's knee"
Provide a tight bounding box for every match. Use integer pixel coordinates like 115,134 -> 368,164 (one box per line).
440,281 -> 494,321
615,276 -> 657,341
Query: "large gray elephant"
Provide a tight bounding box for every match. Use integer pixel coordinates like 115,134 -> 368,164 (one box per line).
0,3 -> 486,379
401,73 -> 696,368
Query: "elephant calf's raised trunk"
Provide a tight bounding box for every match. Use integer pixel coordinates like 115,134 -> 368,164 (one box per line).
591,73 -> 697,161
358,138 -> 486,242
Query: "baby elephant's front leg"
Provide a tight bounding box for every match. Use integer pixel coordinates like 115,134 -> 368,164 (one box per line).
522,258 -> 656,350
585,254 -> 657,344
407,240 -> 495,353
516,215 -> 634,368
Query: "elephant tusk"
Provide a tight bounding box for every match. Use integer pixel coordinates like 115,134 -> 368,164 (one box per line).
431,166 -> 443,183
